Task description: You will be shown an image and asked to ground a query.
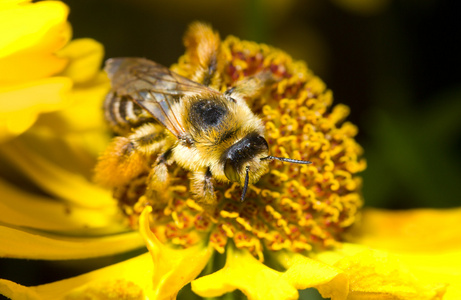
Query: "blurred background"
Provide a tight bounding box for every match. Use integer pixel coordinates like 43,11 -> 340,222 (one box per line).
62,0 -> 461,210
1,0 -> 460,299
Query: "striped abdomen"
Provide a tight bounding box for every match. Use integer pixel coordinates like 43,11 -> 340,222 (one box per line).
104,92 -> 156,135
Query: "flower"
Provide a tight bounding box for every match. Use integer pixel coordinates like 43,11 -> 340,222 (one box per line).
1,2 -> 461,300
0,0 -> 71,142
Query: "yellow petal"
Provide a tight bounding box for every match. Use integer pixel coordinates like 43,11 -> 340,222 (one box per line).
0,253 -> 154,300
0,279 -> 40,300
0,1 -> 69,58
0,2 -> 70,84
0,1 -> 31,9
8,112 -> 108,184
348,208 -> 461,253
274,251 -> 349,300
396,251 -> 461,300
315,244 -> 451,299
0,137 -> 114,208
29,72 -> 111,162
139,206 -> 214,299
0,43 -> 69,85
52,72 -> 110,133
0,225 -> 144,260
348,208 -> 461,300
0,77 -> 72,141
192,246 -> 298,300
57,38 -> 104,84
0,77 -> 72,112
0,178 -> 124,234
332,248 -> 446,300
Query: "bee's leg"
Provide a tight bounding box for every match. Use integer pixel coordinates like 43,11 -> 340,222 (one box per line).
184,22 -> 221,86
224,71 -> 277,108
129,123 -> 171,193
148,148 -> 173,194
130,123 -> 168,155
94,136 -> 148,188
95,123 -> 171,197
191,168 -> 217,205
143,148 -> 174,205
149,148 -> 173,196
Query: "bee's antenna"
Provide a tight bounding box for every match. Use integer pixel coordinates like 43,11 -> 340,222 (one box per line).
261,156 -> 312,165
241,166 -> 250,202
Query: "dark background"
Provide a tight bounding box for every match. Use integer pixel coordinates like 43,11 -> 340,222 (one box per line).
1,0 -> 460,299
61,0 -> 461,209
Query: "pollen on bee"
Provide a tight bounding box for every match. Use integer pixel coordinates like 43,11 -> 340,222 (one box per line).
94,136 -> 148,187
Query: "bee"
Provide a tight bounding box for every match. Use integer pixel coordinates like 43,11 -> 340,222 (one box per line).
95,23 -> 311,205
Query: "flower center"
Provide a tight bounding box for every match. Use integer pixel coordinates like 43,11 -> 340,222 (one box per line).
112,36 -> 365,261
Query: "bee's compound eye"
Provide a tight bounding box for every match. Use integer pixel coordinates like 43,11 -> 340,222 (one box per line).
224,159 -> 240,183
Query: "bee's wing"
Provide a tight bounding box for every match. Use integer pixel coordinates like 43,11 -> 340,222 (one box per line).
105,57 -> 219,139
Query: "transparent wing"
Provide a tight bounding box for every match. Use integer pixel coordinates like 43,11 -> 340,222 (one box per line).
105,57 -> 219,139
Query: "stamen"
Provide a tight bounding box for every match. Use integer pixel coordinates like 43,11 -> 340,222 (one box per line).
261,155 -> 312,165
241,166 -> 250,202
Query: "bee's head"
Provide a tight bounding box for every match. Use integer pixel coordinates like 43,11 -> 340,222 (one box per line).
223,132 -> 270,185
223,132 -> 312,201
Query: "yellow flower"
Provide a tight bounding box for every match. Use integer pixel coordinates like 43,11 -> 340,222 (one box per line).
0,2 -> 460,300
0,0 -> 70,141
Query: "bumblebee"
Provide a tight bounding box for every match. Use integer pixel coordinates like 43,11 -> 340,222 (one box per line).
95,23 -> 311,205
